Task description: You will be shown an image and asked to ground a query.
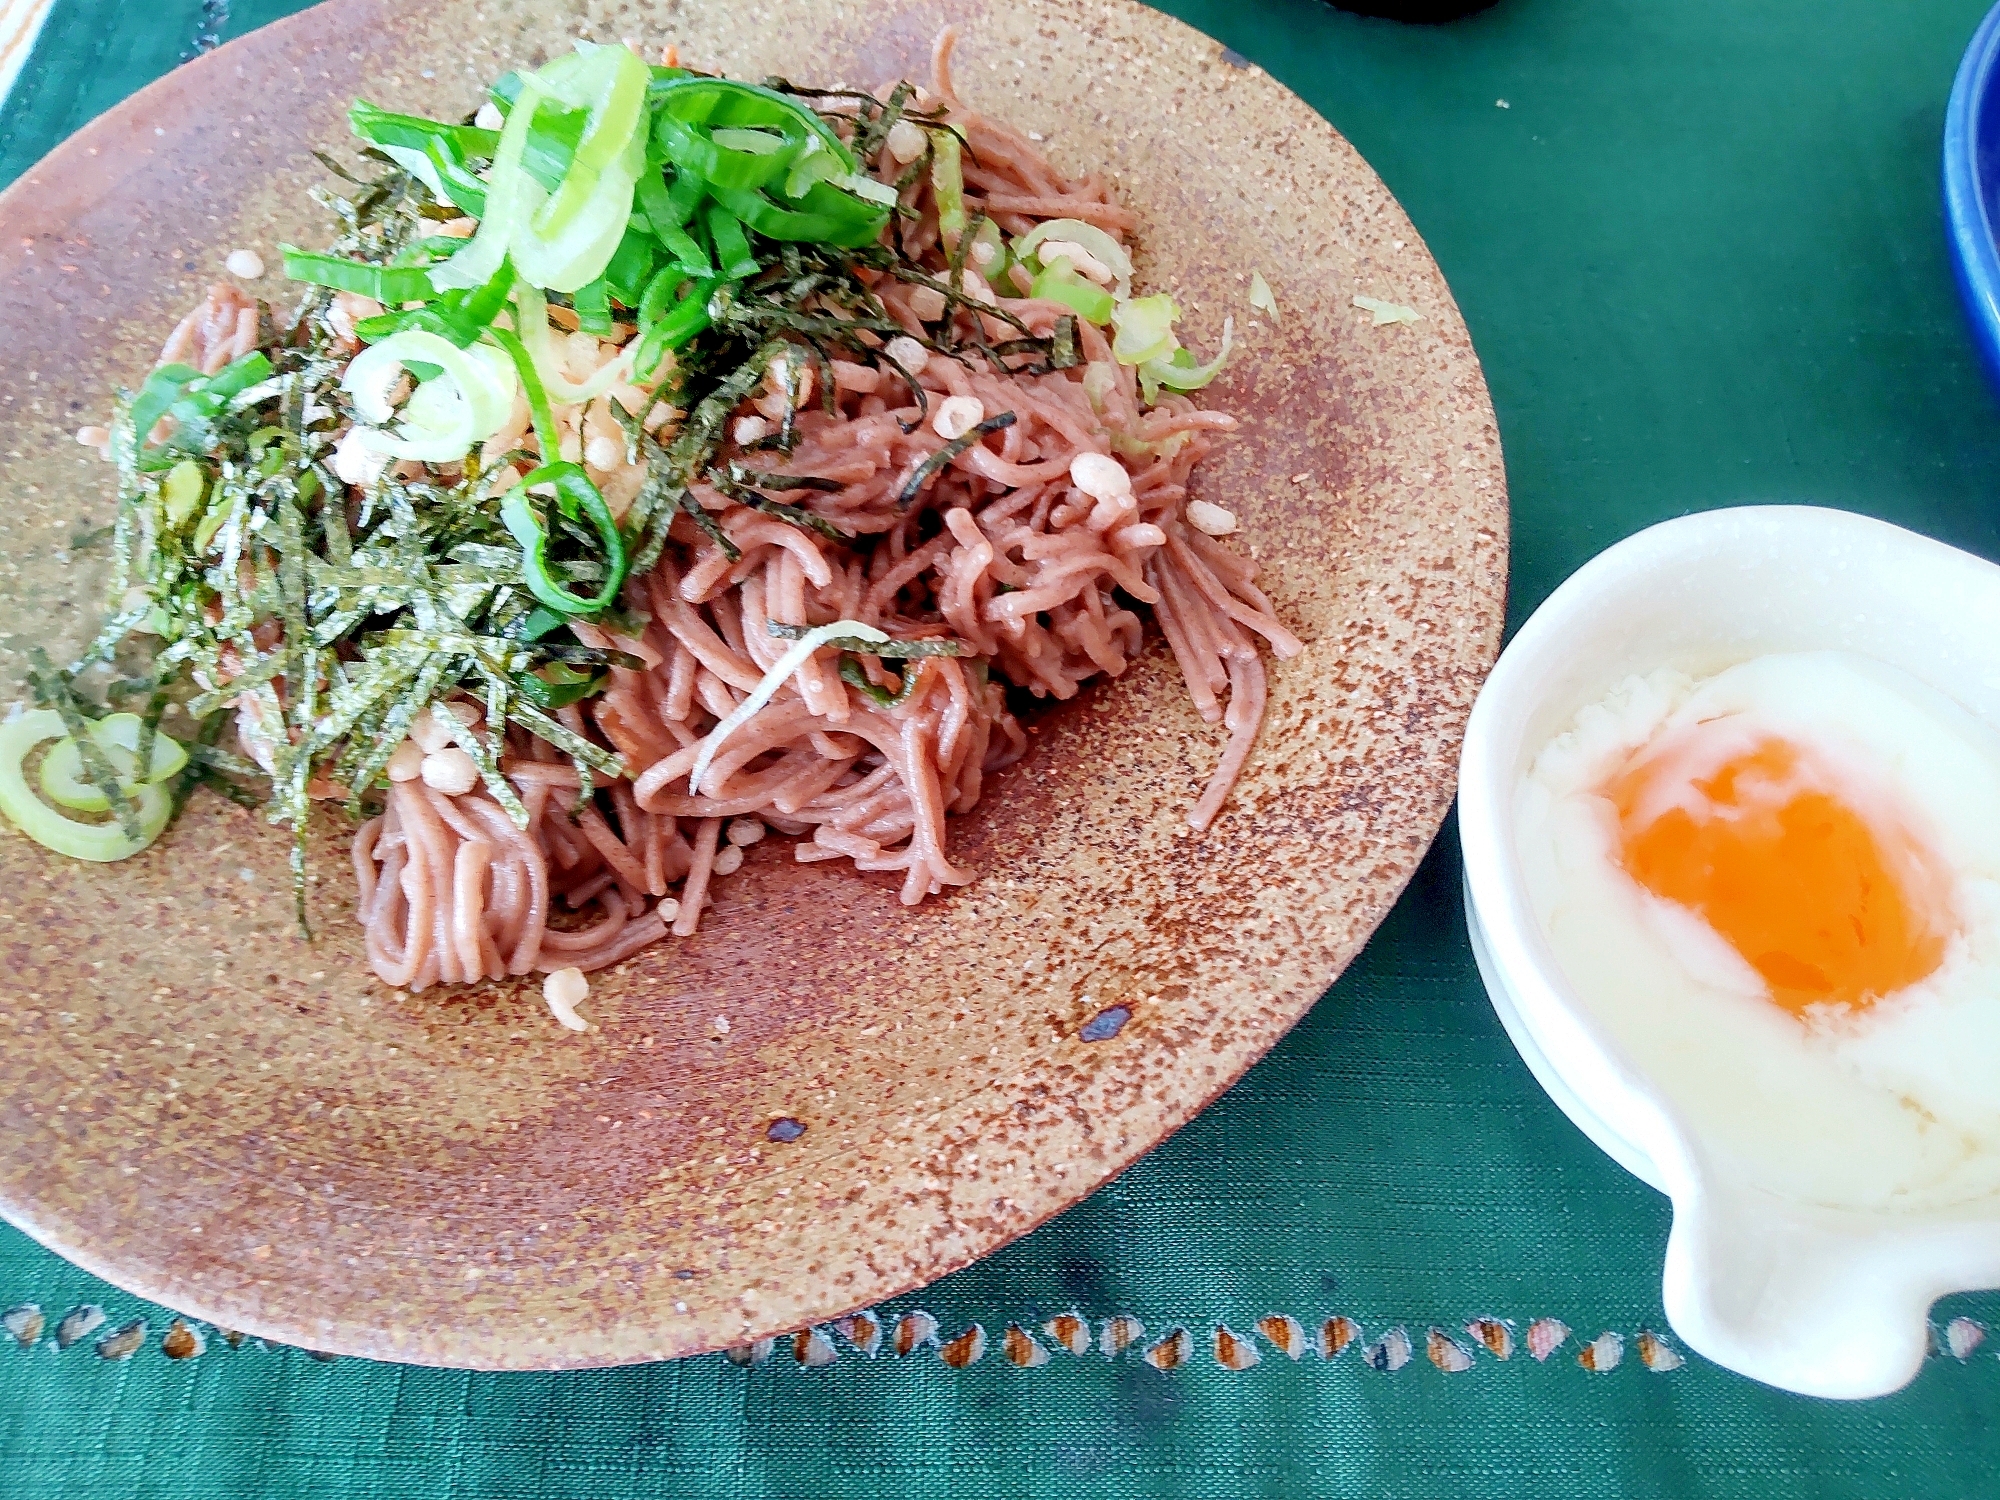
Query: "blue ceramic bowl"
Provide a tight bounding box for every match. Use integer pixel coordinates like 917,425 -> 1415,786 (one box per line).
1945,1 -> 2000,395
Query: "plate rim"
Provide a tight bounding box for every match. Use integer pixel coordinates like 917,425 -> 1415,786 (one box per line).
0,0 -> 1510,1367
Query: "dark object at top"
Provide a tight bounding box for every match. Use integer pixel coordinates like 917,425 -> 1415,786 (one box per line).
1325,0 -> 1500,21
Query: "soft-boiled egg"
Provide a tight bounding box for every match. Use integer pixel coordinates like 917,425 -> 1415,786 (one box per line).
1518,650 -> 2000,1211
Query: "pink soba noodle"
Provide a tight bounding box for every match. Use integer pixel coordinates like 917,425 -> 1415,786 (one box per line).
248,34 -> 1302,990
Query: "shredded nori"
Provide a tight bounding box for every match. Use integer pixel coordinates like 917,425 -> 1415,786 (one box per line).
31,67 -> 1090,928
721,467 -> 843,493
894,412 -> 1017,509
838,654 -> 924,709
766,622 -> 964,658
705,466 -> 849,541
32,152 -> 644,923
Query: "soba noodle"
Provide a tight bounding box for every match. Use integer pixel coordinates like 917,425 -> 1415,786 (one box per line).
246,36 -> 1301,989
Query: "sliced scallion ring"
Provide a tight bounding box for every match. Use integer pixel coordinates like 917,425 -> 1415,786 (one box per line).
340,329 -> 520,463
40,713 -> 188,811
498,460 -> 630,617
430,75 -> 540,292
930,130 -> 967,244
512,115 -> 648,291
436,42 -> 651,295
0,711 -> 178,863
161,460 -> 207,528
1013,218 -> 1135,300
711,126 -> 789,155
1030,255 -> 1115,325
512,282 -> 640,406
781,135 -> 840,199
840,172 -> 901,207
1140,316 -> 1235,396
281,248 -> 439,303
1111,292 -> 1181,367
530,42 -> 650,238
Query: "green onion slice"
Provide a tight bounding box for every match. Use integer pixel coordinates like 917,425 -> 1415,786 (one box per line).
930,130 -> 967,245
128,352 -> 275,471
1013,218 -> 1134,300
1030,256 -> 1115,325
341,329 -> 520,463
601,224 -> 660,304
282,247 -> 438,302
1139,316 -> 1235,398
1111,292 -> 1180,367
517,121 -> 647,293
533,44 -> 650,233
781,135 -> 843,200
39,712 -> 188,811
705,179 -> 885,249
350,100 -> 499,159
633,273 -> 729,379
498,460 -> 631,617
349,101 -> 494,214
651,76 -> 855,193
704,204 -> 760,279
710,126 -> 788,155
437,43 -> 651,295
161,459 -> 207,527
512,281 -> 640,405
513,660 -> 607,710
572,277 -> 614,335
1248,269 -> 1279,322
635,174 -> 712,272
642,77 -> 886,245
664,165 -> 709,225
434,74 -> 539,292
355,256 -> 517,348
0,711 -> 179,862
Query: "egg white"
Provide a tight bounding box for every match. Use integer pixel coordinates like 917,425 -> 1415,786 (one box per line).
1518,650 -> 2000,1211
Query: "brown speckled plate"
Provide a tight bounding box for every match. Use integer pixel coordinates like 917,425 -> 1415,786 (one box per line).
0,0 -> 1506,1367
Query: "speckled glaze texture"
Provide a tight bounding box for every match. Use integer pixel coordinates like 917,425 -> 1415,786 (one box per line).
0,0 -> 1506,1367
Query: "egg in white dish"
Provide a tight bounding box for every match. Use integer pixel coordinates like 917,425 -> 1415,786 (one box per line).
1517,650 -> 2000,1211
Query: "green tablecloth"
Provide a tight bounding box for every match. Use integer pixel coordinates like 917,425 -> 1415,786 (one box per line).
4,0 -> 2000,1494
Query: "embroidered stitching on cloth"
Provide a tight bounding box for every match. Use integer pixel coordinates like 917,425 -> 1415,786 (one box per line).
4,1297 -> 1991,1376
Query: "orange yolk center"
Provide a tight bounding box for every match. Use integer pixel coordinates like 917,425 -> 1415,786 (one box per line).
1608,731 -> 1946,1015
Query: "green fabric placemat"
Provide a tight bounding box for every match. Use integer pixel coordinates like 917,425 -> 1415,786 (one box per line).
4,0 -> 2000,1495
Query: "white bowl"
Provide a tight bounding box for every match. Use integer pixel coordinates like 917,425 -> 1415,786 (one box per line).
1458,505 -> 2000,1399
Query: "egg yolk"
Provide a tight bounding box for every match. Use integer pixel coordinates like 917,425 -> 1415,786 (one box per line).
1608,731 -> 1947,1015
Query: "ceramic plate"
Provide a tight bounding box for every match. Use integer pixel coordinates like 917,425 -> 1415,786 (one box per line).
0,0 -> 1506,1367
